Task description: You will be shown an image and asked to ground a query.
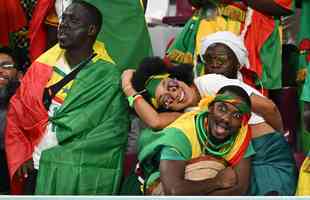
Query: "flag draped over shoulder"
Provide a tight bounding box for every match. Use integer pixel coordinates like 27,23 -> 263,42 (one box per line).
84,0 -> 152,70
5,42 -> 129,194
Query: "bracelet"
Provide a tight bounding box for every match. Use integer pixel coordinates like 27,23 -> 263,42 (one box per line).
127,94 -> 143,108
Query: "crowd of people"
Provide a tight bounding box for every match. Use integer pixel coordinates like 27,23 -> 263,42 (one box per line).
0,0 -> 309,196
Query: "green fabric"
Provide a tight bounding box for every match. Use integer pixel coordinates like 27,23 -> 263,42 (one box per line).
301,63 -> 310,101
160,147 -> 186,161
166,12 -> 201,65
260,19 -> 282,89
297,0 -> 310,154
35,59 -> 130,195
83,0 -> 152,71
120,127 -> 191,194
145,78 -> 162,101
248,132 -> 297,196
243,141 -> 255,159
138,127 -> 192,175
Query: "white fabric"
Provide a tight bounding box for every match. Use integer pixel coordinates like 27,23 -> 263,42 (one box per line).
145,0 -> 170,24
200,31 -> 250,68
32,57 -> 71,169
55,0 -> 73,19
193,74 -> 265,125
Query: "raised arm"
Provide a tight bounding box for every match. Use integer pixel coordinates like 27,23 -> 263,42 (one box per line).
250,94 -> 283,132
122,69 -> 182,129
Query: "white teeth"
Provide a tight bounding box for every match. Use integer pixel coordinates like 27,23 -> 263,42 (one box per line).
178,91 -> 185,103
0,77 -> 6,81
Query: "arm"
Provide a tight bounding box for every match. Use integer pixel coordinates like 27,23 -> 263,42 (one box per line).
122,70 -> 182,129
246,0 -> 293,16
250,94 -> 284,132
303,101 -> 310,132
159,159 -> 237,195
208,158 -> 251,195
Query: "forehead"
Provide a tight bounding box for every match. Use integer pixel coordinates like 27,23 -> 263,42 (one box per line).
0,53 -> 14,64
214,101 -> 240,113
205,43 -> 234,56
64,3 -> 89,21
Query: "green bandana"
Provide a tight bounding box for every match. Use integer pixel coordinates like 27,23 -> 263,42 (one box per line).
144,74 -> 169,108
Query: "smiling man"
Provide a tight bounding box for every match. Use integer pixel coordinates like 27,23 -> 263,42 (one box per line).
5,0 -> 129,195
0,47 -> 21,194
135,85 -> 253,195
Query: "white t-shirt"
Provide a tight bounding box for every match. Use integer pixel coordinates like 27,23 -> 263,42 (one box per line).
193,74 -> 265,125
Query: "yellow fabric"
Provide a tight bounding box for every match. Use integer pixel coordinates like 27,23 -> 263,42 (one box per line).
167,101 -> 249,163
195,14 -> 242,58
296,156 -> 310,195
168,112 -> 202,158
46,57 -> 73,103
36,41 -> 114,66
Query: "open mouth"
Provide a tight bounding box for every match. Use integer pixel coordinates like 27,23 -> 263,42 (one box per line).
214,122 -> 229,138
177,90 -> 185,103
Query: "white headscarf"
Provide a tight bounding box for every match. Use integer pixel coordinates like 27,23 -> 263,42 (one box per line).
200,31 -> 249,68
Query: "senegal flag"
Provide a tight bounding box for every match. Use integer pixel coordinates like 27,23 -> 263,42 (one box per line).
5,42 -> 130,194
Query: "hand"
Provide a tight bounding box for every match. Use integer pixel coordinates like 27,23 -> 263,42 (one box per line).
121,69 -> 137,96
216,166 -> 237,189
16,159 -> 34,180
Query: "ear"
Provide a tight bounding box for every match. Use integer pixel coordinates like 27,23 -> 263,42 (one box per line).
88,25 -> 97,36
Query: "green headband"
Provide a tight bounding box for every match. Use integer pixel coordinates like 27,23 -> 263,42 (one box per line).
145,74 -> 169,108
213,94 -> 251,114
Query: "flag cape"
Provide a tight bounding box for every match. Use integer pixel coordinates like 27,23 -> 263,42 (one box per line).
5,42 -> 129,194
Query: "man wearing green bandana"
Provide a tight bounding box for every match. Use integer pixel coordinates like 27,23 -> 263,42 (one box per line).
133,85 -> 254,195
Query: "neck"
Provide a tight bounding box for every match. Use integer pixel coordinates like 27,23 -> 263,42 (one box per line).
65,46 -> 93,68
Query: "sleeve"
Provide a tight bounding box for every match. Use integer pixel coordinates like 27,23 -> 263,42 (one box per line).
160,146 -> 186,161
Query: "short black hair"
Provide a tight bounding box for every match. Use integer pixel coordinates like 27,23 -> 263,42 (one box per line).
132,56 -> 194,110
0,47 -> 21,71
217,85 -> 252,110
74,0 -> 103,35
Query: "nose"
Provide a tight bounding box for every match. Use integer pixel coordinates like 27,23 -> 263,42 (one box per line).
220,112 -> 231,123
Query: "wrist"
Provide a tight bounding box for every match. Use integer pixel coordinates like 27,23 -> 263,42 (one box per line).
123,85 -> 137,96
127,94 -> 143,108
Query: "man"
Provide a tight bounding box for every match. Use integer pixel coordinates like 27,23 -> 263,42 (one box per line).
200,31 -> 297,195
0,47 -> 22,194
166,0 -> 293,89
137,85 -> 253,195
5,1 -> 129,195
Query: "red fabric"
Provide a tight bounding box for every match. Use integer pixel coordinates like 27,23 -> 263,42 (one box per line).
0,0 -> 27,46
28,0 -> 55,62
229,127 -> 252,167
244,11 -> 275,79
5,62 -> 52,194
274,0 -> 293,11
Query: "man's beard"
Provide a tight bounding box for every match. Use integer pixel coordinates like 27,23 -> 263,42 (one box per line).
0,79 -> 20,108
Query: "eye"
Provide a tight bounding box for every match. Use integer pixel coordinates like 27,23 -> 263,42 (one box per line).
217,103 -> 227,113
232,112 -> 242,119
